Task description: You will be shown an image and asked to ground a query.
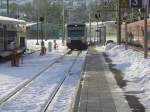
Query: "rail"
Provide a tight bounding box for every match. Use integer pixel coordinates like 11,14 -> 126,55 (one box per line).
40,51 -> 81,112
0,50 -> 71,105
129,45 -> 150,57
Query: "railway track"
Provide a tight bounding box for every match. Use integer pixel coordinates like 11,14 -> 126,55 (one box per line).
129,45 -> 150,57
40,51 -> 81,112
0,50 -> 83,112
0,49 -> 40,63
0,50 -> 71,106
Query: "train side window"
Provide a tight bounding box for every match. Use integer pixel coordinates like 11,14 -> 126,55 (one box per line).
0,28 -> 3,37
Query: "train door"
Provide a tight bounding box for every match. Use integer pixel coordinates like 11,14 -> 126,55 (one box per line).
7,24 -> 17,51
100,26 -> 106,45
20,37 -> 26,50
3,25 -> 7,50
0,25 -> 4,51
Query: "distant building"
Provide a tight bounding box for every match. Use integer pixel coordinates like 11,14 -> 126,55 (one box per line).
27,22 -> 61,39
0,0 -> 31,17
48,0 -> 86,9
0,0 -> 8,16
73,0 -> 86,8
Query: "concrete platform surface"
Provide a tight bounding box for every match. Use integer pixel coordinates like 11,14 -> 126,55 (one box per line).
74,47 -> 131,112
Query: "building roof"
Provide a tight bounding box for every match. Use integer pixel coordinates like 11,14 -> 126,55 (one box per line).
0,16 -> 26,23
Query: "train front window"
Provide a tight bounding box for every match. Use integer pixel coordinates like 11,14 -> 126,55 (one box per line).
68,29 -> 84,37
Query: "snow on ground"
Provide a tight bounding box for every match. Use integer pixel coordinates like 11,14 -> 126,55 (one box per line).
0,53 -> 79,112
0,39 -> 86,112
26,39 -> 66,52
0,40 -> 67,109
47,51 -> 87,112
0,52 -> 62,99
96,43 -> 150,112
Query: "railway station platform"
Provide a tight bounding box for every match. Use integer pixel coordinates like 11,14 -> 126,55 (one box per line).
0,49 -> 24,58
74,46 -> 132,112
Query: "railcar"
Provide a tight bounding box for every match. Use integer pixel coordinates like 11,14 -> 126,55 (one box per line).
66,23 -> 88,50
121,19 -> 150,48
0,16 -> 27,57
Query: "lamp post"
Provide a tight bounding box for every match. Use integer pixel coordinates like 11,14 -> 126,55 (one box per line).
89,12 -> 91,44
36,11 -> 39,45
117,0 -> 121,44
140,0 -> 149,58
0,0 -> 2,15
44,16 -> 47,41
62,0 -> 65,45
95,11 -> 101,44
91,27 -> 93,44
68,8 -> 71,24
7,0 -> 9,17
143,6 -> 148,58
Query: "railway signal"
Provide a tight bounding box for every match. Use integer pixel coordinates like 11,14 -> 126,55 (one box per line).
39,17 -> 46,55
95,13 -> 101,20
39,17 -> 44,43
130,0 -> 142,8
119,0 -> 149,8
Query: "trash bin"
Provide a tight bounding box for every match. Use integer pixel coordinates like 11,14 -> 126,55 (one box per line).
48,41 -> 52,52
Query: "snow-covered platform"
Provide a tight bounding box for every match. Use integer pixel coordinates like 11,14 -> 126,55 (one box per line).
74,46 -> 131,112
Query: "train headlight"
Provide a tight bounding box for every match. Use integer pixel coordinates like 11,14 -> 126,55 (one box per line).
81,37 -> 85,43
67,38 -> 71,43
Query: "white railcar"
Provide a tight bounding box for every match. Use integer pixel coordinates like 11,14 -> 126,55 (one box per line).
66,23 -> 88,50
0,16 -> 26,57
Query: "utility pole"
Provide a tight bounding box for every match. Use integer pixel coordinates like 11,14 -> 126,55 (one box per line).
0,0 -> 2,15
89,13 -> 91,44
62,0 -> 65,45
97,20 -> 98,43
142,0 -> 149,58
117,0 -> 121,44
68,9 -> 71,24
123,11 -> 128,50
17,6 -> 20,19
7,0 -> 9,17
36,13 -> 39,45
144,5 -> 148,58
44,15 -> 47,41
